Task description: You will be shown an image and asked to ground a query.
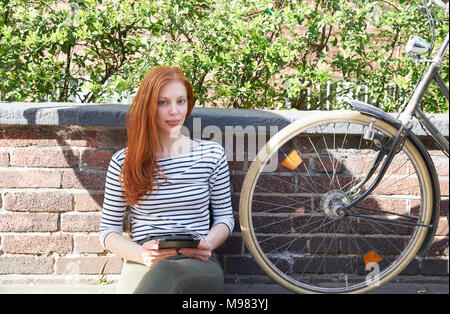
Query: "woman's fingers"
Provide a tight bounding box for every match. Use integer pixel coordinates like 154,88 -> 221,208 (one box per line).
178,247 -> 211,262
178,237 -> 213,261
141,240 -> 178,267
142,248 -> 178,258
142,240 -> 159,250
141,237 -> 215,265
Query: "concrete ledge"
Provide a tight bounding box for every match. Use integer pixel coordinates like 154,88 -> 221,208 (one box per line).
0,102 -> 448,136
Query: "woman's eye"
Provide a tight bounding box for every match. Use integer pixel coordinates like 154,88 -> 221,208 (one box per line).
158,100 -> 167,105
178,99 -> 186,105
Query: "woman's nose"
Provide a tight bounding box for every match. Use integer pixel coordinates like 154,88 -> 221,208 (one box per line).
169,102 -> 178,114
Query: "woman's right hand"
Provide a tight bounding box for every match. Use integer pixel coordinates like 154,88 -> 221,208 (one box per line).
141,240 -> 178,267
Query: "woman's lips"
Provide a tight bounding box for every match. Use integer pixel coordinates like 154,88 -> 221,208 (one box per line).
166,120 -> 180,126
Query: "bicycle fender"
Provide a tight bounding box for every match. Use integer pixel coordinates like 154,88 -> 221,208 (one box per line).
349,100 -> 441,257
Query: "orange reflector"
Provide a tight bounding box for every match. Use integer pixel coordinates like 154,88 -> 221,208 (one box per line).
281,150 -> 303,170
363,250 -> 383,265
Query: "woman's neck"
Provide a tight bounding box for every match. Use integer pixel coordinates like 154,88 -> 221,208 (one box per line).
157,132 -> 190,158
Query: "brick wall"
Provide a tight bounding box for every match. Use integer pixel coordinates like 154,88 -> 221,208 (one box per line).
0,125 -> 125,280
0,106 -> 448,288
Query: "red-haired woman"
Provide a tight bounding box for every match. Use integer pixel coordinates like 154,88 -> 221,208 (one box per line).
99,66 -> 234,294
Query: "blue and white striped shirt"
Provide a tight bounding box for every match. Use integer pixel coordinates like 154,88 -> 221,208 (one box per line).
99,139 -> 234,249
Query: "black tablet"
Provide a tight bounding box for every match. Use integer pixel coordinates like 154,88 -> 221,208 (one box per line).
157,234 -> 201,249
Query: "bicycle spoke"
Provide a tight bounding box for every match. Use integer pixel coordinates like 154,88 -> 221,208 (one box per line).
252,197 -> 312,213
347,213 -> 432,228
353,205 -> 420,220
308,135 -> 333,184
280,150 -> 321,193
319,125 -> 343,190
242,112 -> 433,293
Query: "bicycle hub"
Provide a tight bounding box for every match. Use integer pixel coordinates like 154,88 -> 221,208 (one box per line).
320,190 -> 350,219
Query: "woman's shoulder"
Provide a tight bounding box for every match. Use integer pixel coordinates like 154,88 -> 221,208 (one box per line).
198,139 -> 225,155
111,148 -> 127,166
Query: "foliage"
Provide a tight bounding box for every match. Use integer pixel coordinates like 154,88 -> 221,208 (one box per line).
0,0 -> 448,112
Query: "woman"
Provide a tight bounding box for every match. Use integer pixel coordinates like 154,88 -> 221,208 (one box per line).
99,66 -> 234,294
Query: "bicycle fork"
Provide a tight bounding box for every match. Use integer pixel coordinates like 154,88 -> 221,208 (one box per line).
337,119 -> 433,228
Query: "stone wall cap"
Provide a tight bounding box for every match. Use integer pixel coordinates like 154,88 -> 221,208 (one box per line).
0,102 -> 448,136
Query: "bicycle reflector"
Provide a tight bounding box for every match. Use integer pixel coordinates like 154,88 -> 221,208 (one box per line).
405,35 -> 431,59
281,149 -> 303,170
363,250 -> 383,266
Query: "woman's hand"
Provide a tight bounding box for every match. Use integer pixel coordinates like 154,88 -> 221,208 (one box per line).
178,238 -> 213,262
141,240 -> 178,267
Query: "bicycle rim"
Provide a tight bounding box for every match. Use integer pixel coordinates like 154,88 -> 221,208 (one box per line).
239,111 -> 433,294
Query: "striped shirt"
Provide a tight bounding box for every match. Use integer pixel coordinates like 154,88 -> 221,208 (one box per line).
99,139 -> 234,249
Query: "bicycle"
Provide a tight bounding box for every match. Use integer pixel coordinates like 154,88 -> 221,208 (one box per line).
239,0 -> 449,294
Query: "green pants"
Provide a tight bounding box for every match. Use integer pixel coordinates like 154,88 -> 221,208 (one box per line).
116,237 -> 224,294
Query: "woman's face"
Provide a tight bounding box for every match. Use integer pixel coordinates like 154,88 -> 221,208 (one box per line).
155,80 -> 188,138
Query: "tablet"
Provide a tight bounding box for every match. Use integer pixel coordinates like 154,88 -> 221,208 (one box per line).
157,234 -> 201,249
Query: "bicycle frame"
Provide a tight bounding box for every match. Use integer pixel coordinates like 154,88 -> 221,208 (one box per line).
341,4 -> 449,225
398,32 -> 449,156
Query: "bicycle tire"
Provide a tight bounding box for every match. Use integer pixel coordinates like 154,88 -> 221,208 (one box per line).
239,111 -> 434,294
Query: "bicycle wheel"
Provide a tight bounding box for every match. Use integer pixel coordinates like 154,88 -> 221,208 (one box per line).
239,111 -> 434,294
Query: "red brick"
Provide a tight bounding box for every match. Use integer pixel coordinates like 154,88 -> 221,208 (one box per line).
428,237 -> 449,256
11,148 -> 78,168
231,175 -> 245,192
60,212 -> 101,232
2,235 -> 72,254
436,217 -> 449,236
4,191 -> 73,212
81,150 -> 112,169
74,193 -> 104,212
357,216 -> 414,235
250,194 -> 312,213
74,235 -> 104,253
62,129 -> 99,147
0,169 -> 61,188
252,215 -> 292,234
0,151 -> 9,166
225,256 -> 266,275
344,156 -> 408,176
55,256 -> 123,275
440,199 -> 449,216
439,179 -> 449,196
400,258 -> 420,275
314,157 -> 343,173
0,213 -> 58,232
428,149 -> 447,156
0,127 -> 60,147
255,175 -> 295,193
294,135 -> 328,154
61,169 -> 106,190
309,236 -> 338,254
431,155 -> 449,177
357,197 -> 408,215
298,175 -> 353,194
215,235 -> 242,255
372,178 -> 421,196
228,160 -> 244,171
96,128 -> 127,149
420,258 -> 448,275
0,256 -> 54,274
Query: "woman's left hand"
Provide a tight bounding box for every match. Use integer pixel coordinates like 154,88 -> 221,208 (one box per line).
178,237 -> 213,262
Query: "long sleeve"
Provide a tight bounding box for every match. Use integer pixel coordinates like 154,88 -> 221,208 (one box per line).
208,147 -> 235,235
99,149 -> 128,250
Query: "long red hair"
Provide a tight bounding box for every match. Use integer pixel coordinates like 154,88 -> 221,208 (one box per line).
120,66 -> 195,205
